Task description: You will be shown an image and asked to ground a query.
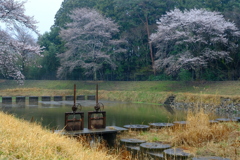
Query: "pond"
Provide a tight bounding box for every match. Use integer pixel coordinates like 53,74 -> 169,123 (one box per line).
0,100 -> 186,130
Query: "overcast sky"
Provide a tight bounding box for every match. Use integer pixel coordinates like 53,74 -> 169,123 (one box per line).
25,0 -> 64,34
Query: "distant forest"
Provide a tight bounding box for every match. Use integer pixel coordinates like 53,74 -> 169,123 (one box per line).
28,0 -> 240,81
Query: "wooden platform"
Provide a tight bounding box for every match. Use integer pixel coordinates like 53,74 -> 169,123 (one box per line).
55,126 -> 128,147
55,126 -> 127,136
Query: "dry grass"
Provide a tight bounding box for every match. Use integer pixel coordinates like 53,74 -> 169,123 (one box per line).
99,90 -> 170,103
175,92 -> 222,105
120,109 -> 240,160
0,88 -> 96,97
171,109 -> 238,146
0,111 -> 120,160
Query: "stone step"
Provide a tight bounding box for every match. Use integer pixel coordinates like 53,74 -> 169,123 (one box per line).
192,156 -> 231,160
163,148 -> 192,160
149,122 -> 174,129
121,140 -> 231,160
140,142 -> 172,153
146,152 -> 164,160
235,117 -> 240,122
120,138 -> 146,147
123,124 -> 150,131
173,121 -> 189,128
209,120 -> 219,125
215,118 -> 238,123
126,146 -> 141,158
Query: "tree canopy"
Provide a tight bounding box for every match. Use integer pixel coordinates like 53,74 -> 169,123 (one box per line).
150,8 -> 240,80
0,0 -> 42,83
58,8 -> 126,80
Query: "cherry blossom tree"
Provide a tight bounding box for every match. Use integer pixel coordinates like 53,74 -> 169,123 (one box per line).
0,0 -> 42,83
10,24 -> 42,74
150,8 -> 240,80
58,8 -> 126,80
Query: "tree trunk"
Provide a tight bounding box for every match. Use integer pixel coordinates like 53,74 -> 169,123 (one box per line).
195,67 -> 201,80
145,15 -> 156,75
93,68 -> 97,81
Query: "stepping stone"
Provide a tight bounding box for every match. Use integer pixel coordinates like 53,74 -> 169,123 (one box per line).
234,117 -> 240,122
2,97 -> 12,104
147,152 -> 164,160
163,148 -> 192,160
65,95 -> 74,101
192,156 -> 231,160
140,142 -> 172,153
173,121 -> 188,128
120,138 -> 146,146
41,96 -> 51,101
123,124 -> 150,131
209,120 -> 218,125
120,138 -> 146,158
29,96 -> 38,105
16,96 -> 26,104
54,96 -> 63,101
77,95 -> 85,100
126,146 -> 141,157
87,95 -> 95,100
215,118 -> 238,122
126,146 -> 140,152
173,121 -> 188,125
149,123 -> 174,129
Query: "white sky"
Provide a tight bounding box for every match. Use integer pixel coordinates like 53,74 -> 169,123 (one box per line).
24,0 -> 64,35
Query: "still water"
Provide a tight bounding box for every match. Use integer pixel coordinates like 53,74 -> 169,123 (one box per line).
0,100 -> 185,130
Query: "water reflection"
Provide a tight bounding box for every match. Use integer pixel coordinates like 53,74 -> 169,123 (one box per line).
0,100 -> 186,130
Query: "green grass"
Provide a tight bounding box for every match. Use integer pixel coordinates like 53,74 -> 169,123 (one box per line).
1,80 -> 240,94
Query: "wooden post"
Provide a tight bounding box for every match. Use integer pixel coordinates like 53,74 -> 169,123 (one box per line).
96,84 -> 98,104
74,84 -> 76,106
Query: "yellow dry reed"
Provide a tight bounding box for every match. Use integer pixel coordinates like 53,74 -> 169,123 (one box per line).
120,110 -> 240,159
170,109 -> 233,146
169,110 -> 240,159
0,112 -> 119,160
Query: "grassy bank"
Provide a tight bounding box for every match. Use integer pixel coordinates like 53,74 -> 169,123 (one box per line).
1,80 -> 240,94
1,80 -> 240,104
0,112 -> 120,160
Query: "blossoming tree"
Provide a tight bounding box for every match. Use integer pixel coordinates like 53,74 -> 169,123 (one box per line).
150,8 -> 240,79
58,8 -> 126,80
0,0 -> 42,83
